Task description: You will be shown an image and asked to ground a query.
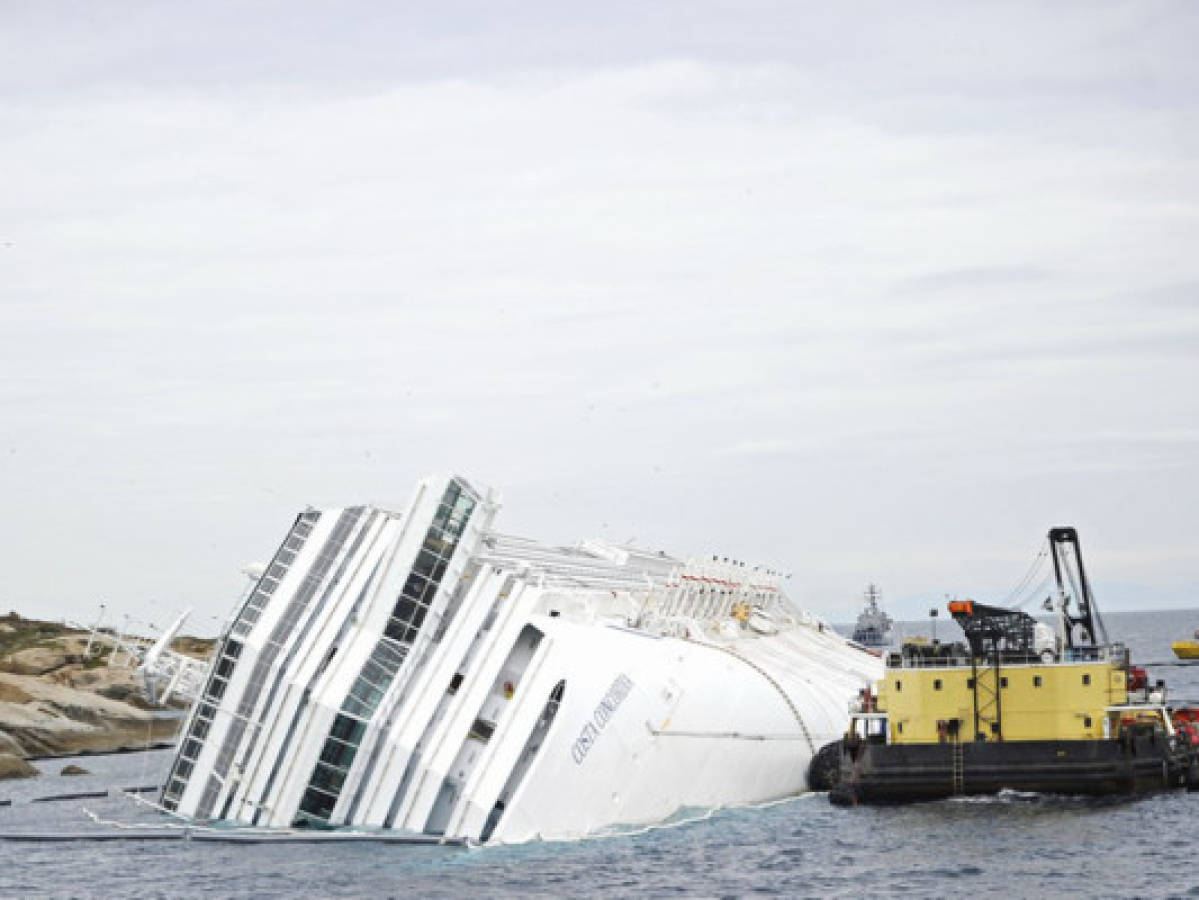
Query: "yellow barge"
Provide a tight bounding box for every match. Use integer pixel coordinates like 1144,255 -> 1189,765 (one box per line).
830,527 -> 1199,804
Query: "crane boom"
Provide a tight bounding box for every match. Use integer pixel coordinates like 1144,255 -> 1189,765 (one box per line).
1048,526 -> 1107,649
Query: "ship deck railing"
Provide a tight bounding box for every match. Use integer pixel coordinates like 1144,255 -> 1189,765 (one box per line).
886,643 -> 1127,670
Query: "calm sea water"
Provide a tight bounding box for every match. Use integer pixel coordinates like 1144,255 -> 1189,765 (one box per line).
2,608 -> 1196,899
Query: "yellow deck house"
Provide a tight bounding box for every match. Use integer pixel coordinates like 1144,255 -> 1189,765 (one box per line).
877,657 -> 1128,744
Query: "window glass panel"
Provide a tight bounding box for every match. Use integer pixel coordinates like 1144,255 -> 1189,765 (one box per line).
422,534 -> 453,558
370,639 -> 406,671
402,573 -> 430,601
299,788 -> 335,820
208,678 -> 229,701
453,492 -> 475,519
342,695 -> 373,720
384,617 -> 407,643
384,624 -> 416,646
310,762 -> 348,793
329,714 -> 366,745
432,502 -> 454,532
359,660 -> 391,689
443,514 -> 468,539
320,738 -> 360,769
468,718 -> 495,742
392,595 -> 419,625
413,549 -> 439,578
350,681 -> 383,709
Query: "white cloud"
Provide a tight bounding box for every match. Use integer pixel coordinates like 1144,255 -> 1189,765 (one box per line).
1,3 -> 1197,629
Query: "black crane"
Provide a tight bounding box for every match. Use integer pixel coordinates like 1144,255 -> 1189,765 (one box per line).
1048,526 -> 1107,649
946,526 -> 1108,742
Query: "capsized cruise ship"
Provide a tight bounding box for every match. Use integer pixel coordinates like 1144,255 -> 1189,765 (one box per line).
161,475 -> 881,843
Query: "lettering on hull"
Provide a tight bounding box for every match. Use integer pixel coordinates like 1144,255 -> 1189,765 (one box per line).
571,674 -> 634,765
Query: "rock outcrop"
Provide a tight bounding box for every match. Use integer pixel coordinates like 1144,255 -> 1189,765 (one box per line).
0,672 -> 181,762
0,613 -> 210,779
0,754 -> 38,779
0,645 -> 76,676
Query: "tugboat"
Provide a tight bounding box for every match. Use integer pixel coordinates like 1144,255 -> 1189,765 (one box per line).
852,584 -> 893,648
831,527 -> 1199,804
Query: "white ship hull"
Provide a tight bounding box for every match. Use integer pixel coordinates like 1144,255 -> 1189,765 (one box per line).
474,619 -> 877,843
160,476 -> 880,843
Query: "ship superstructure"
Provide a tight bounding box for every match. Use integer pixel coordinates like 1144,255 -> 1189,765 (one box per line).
161,475 -> 880,842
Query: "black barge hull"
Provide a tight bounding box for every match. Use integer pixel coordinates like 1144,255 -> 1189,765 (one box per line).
833,735 -> 1199,805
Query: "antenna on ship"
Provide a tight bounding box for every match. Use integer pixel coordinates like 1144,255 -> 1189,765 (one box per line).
865,583 -> 881,612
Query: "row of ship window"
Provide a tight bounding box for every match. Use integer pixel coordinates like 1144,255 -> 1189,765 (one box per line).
296,482 -> 477,824
162,513 -> 323,808
232,513 -> 318,638
896,672 -> 1096,692
161,639 -> 247,807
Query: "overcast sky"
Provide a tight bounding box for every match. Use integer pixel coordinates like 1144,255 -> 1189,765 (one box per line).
2,1 -> 1197,635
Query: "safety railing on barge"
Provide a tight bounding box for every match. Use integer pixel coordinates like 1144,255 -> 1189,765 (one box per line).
883,642 -> 1129,669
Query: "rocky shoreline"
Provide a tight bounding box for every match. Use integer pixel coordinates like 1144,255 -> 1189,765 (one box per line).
0,613 -> 210,779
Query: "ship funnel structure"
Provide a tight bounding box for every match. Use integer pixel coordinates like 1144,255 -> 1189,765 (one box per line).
1047,526 -> 1108,649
